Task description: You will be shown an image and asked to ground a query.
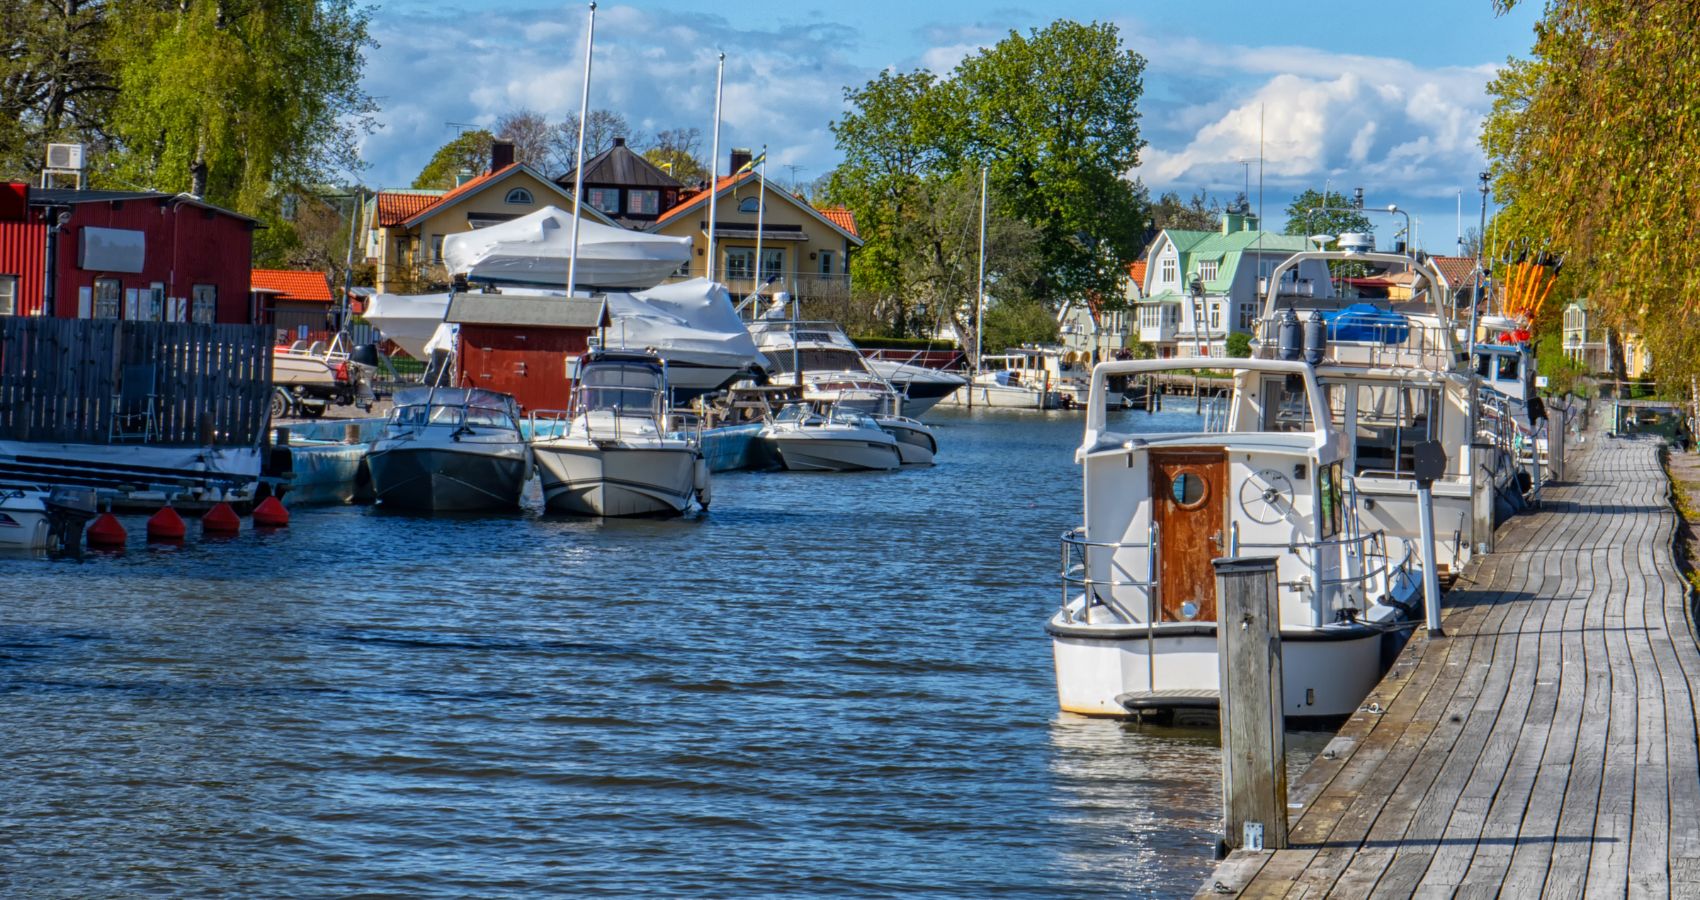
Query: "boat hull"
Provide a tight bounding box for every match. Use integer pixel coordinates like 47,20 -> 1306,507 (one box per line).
764,433 -> 901,472
941,383 -> 1063,409
367,445 -> 529,512
533,443 -> 699,517
877,419 -> 937,465
0,498 -> 49,550
1047,615 -> 1394,719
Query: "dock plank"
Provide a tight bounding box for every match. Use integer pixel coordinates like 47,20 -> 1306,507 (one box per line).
1199,436 -> 1700,898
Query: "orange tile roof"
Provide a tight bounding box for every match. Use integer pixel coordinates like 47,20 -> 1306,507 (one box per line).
376,191 -> 441,226
1430,255 -> 1483,289
1127,259 -> 1148,288
251,268 -> 334,303
654,172 -> 755,226
816,206 -> 858,238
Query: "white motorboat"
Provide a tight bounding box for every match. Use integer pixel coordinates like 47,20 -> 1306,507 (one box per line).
941,347 -> 1107,410
530,351 -> 709,517
1048,358 -> 1421,721
863,357 -> 967,417
761,403 -> 902,472
271,332 -> 373,417
367,388 -> 532,512
874,413 -> 937,465
442,206 -> 692,290
943,371 -> 1064,409
0,485 -> 97,553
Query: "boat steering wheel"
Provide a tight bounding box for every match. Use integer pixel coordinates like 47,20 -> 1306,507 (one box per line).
1238,468 -> 1295,524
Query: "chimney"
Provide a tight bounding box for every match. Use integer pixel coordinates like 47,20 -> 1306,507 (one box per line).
612,136 -> 626,148
491,139 -> 515,171
729,147 -> 752,174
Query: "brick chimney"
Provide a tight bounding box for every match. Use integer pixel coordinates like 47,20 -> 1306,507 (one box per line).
491,139 -> 515,171
729,147 -> 752,174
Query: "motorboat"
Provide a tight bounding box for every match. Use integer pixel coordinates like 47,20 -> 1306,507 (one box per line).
862,356 -> 968,417
271,332 -> 375,418
367,387 -> 532,511
760,402 -> 902,472
1047,358 -> 1421,720
0,486 -> 51,550
941,346 -> 1110,410
0,485 -> 97,553
812,384 -> 937,466
442,206 -> 692,290
530,351 -> 709,517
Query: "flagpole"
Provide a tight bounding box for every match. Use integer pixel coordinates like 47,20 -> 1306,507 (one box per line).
566,1 -> 596,296
706,52 -> 725,283
754,144 -> 766,299
973,165 -> 988,400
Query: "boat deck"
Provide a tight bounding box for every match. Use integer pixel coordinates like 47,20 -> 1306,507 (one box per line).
1199,435 -> 1700,896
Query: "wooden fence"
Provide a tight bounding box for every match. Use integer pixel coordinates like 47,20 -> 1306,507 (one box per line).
0,317 -> 273,446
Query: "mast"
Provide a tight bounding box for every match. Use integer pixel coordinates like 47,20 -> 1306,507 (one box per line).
754,145 -> 766,297
972,165 -> 987,408
565,1 -> 597,296
706,52 -> 725,282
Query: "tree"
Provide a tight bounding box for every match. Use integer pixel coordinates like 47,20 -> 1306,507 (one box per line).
102,0 -> 376,214
1282,189 -> 1371,242
645,126 -> 706,184
1146,187 -> 1221,233
414,129 -> 494,190
0,0 -> 116,180
981,297 -> 1058,354
1483,0 -> 1700,387
496,109 -> 554,170
551,108 -> 632,175
1225,332 -> 1252,358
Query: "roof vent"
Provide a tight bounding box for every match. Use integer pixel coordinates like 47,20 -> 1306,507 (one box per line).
1337,232 -> 1374,254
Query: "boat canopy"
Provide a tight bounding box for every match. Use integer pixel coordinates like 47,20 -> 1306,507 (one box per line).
602,278 -> 768,372
1326,304 -> 1411,343
443,206 -> 691,290
391,387 -> 517,413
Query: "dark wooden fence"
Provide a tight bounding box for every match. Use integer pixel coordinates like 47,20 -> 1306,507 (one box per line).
0,317 -> 273,446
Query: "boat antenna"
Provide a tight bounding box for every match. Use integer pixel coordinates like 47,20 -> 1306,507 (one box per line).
565,1 -> 597,297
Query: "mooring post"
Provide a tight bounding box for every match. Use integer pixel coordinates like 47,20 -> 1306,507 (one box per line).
1469,442 -> 1495,557
1213,555 -> 1288,854
1415,440 -> 1448,636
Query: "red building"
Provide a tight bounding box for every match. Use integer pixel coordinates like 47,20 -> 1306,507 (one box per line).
0,183 -> 257,322
445,293 -> 608,414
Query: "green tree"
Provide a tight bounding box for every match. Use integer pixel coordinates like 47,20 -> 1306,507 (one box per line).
414,129 -> 494,190
1144,186 -> 1220,234
981,297 -> 1058,354
1483,0 -> 1700,387
102,0 -> 376,215
1282,189 -> 1371,243
1225,332 -> 1252,358
0,0 -> 116,180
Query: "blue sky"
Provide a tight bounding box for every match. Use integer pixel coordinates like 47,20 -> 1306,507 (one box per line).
358,0 -> 1542,252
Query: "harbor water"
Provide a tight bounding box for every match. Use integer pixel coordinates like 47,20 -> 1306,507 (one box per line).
0,405 -> 1322,897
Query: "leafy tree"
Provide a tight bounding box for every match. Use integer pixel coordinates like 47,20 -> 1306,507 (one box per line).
1483,0 -> 1700,386
981,297 -> 1059,354
102,0 -> 376,215
645,126 -> 706,184
413,129 -> 494,190
1282,189 -> 1371,243
1146,187 -> 1220,234
0,0 -> 116,180
1225,331 -> 1252,358
496,109 -> 554,170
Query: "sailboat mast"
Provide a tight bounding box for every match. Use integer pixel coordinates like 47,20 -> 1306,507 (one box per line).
565,2 -> 596,296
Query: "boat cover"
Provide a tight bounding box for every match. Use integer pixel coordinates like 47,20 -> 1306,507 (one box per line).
364,291 -> 455,359
442,207 -> 691,290
1326,303 -> 1411,343
602,278 -> 768,372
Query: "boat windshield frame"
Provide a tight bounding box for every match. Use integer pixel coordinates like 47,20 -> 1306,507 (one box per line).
573,359 -> 667,420
1081,358 -> 1332,449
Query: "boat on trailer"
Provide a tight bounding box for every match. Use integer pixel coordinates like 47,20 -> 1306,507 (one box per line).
1048,358 -> 1422,720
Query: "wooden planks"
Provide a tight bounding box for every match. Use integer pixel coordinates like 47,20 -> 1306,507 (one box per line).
1198,436 -> 1700,898
0,317 -> 271,446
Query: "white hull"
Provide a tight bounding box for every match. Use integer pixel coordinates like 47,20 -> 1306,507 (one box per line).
941,383 -> 1062,409
1048,615 -> 1391,719
533,442 -> 700,516
272,354 -> 338,388
0,493 -> 49,550
876,418 -> 937,465
866,360 -> 967,417
764,432 -> 901,472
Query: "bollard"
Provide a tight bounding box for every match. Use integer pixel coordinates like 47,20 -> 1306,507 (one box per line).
345,422 -> 362,445
1213,555 -> 1288,853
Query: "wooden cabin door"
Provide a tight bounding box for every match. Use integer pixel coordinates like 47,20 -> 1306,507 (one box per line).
1152,450 -> 1226,622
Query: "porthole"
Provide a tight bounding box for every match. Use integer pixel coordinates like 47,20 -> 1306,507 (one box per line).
1170,470 -> 1208,507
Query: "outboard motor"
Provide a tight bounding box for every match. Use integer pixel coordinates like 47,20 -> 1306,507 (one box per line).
1276,306 -> 1303,362
44,485 -> 97,559
1303,311 -> 1328,366
349,343 -> 380,368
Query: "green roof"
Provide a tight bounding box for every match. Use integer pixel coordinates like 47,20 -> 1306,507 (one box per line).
1152,227 -> 1313,293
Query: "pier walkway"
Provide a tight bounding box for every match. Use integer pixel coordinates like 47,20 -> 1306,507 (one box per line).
1200,436 -> 1700,897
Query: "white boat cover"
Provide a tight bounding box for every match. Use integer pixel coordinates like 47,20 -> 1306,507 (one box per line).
602,278 -> 768,372
442,207 -> 691,290
364,291 -> 455,360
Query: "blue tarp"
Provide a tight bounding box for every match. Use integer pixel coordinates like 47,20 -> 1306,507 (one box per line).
1325,303 -> 1410,343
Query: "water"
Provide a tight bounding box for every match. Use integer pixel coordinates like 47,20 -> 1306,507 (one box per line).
0,406 -> 1323,897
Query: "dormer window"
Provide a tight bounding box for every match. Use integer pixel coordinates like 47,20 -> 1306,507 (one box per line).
628,189 -> 659,216
505,188 -> 533,204
1198,260 -> 1219,282
1160,258 -> 1177,284
738,197 -> 760,214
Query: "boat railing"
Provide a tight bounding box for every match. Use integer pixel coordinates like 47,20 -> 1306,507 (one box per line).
1253,315 -> 1457,371
1059,525 -> 1158,625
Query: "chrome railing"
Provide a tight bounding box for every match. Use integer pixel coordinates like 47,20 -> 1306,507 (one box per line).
1059,524 -> 1158,625
1254,315 -> 1457,371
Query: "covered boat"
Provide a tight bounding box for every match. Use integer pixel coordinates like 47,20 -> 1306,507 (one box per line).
442,206 -> 691,289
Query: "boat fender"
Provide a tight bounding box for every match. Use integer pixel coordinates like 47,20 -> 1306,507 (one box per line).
694,457 -> 712,508
1303,311 -> 1328,366
203,502 -> 241,535
252,496 -> 290,528
87,513 -> 127,549
1276,306 -> 1303,361
146,506 -> 187,541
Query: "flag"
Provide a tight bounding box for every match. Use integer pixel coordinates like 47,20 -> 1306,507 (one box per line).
735,151 -> 766,175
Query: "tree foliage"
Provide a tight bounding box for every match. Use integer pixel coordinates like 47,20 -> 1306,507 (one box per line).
1282,189 -> 1371,242
645,126 -> 707,185
826,19 -> 1148,347
1482,0 -> 1700,387
413,129 -> 494,190
0,0 -> 117,179
496,109 -> 554,169
1147,188 -> 1221,234
981,297 -> 1059,354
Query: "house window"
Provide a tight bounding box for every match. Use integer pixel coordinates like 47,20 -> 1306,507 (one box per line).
505,188 -> 533,204
738,196 -> 760,214
1198,260 -> 1219,282
0,275 -> 15,315
1209,303 -> 1221,330
819,250 -> 834,276
430,235 -> 444,263
758,249 -> 784,281
1237,303 -> 1255,331
628,190 -> 660,216
95,278 -> 121,319
724,248 -> 755,280
148,283 -> 165,320
192,284 -> 216,324
587,187 -> 620,213
1160,258 -> 1177,284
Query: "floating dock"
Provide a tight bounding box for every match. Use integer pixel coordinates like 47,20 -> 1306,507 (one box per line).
1201,435 -> 1697,896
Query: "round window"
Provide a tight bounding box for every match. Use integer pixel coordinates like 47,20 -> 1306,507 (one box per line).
1171,471 -> 1207,506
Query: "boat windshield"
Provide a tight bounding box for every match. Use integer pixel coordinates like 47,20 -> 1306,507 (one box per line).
391,401 -> 514,430
577,362 -> 664,415
767,347 -> 869,375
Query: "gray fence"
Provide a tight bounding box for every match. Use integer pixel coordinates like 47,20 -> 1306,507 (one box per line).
0,317 -> 273,446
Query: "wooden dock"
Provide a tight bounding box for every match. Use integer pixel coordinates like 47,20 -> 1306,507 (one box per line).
1200,435 -> 1699,897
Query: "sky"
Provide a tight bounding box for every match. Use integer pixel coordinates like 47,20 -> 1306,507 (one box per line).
356,0 -> 1543,253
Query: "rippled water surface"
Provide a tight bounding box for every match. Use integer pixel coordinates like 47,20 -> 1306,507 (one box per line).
1,406 -> 1324,897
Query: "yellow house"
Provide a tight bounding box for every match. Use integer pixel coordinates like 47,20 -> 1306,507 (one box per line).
365,157 -> 614,294
646,166 -> 862,305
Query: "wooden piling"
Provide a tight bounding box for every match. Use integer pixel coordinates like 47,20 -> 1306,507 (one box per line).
1470,443 -> 1496,555
1213,555 -> 1288,853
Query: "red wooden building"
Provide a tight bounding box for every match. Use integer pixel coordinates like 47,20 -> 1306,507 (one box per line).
444,293 -> 608,414
0,183 -> 257,322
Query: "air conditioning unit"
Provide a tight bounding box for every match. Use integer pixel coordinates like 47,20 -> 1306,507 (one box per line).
46,143 -> 85,171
